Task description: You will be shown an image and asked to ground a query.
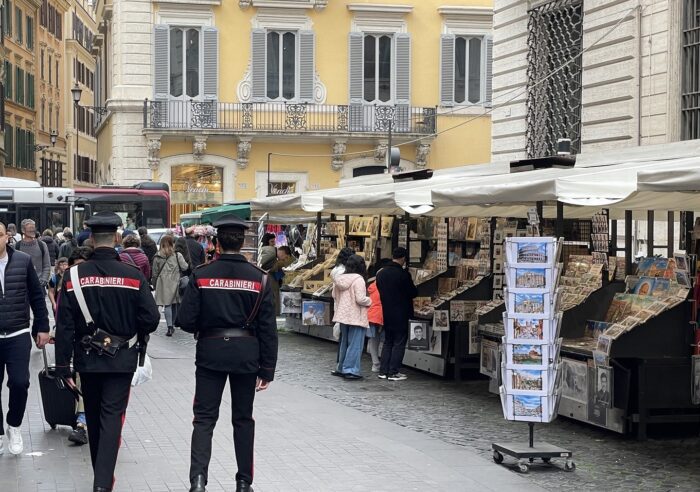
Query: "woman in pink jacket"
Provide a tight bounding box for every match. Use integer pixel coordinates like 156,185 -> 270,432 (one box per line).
331,255 -> 371,380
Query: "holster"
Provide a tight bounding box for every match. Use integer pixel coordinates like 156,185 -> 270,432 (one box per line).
81,328 -> 132,358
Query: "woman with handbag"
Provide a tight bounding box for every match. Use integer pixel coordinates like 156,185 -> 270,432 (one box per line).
151,235 -> 189,336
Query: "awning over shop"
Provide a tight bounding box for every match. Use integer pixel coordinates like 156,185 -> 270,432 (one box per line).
250,141 -> 700,219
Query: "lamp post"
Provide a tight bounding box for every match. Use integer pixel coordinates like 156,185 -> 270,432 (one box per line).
72,83 -> 83,181
34,130 -> 58,186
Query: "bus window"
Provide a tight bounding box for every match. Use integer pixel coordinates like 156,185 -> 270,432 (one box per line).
46,207 -> 69,234
18,206 -> 41,233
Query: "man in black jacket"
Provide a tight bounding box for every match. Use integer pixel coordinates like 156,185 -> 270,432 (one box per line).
376,247 -> 418,381
185,227 -> 206,269
55,212 -> 160,492
177,215 -> 278,492
0,222 -> 50,456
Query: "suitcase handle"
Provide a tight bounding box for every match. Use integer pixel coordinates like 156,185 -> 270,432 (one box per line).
42,347 -> 49,372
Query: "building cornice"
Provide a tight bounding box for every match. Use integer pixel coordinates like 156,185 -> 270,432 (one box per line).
438,6 -> 493,18
347,4 -> 413,14
152,0 -> 221,5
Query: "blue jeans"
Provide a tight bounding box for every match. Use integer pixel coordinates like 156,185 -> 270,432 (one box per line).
336,324 -> 366,376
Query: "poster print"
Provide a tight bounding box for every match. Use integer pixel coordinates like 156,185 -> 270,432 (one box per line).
279,291 -> 302,314
692,355 -> 700,405
407,320 -> 430,351
480,339 -> 499,379
301,301 -> 330,326
561,358 -> 588,403
427,330 -> 443,356
433,310 -> 450,332
468,321 -> 481,355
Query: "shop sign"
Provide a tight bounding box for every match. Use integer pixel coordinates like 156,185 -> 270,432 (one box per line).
269,181 -> 297,195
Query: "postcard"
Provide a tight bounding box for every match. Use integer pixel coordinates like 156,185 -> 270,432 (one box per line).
302,300 -> 330,326
280,291 -> 302,314
603,323 -> 627,339
514,268 -> 547,289
513,293 -> 547,315
505,342 -> 557,369
433,310 -> 450,332
584,320 -> 611,340
468,321 -> 481,354
676,270 -> 692,288
510,317 -> 545,341
504,394 -> 552,422
596,335 -> 612,355
674,253 -> 689,272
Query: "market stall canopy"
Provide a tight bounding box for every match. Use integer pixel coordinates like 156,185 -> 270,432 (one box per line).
200,203 -> 251,224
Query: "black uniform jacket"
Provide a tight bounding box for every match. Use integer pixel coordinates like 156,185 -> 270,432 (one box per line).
55,247 -> 160,376
176,253 -> 278,382
376,262 -> 418,328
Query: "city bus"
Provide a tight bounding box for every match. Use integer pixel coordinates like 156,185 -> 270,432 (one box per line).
0,177 -> 75,234
73,182 -> 170,230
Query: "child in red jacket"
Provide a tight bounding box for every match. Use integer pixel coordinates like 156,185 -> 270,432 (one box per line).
367,280 -> 383,372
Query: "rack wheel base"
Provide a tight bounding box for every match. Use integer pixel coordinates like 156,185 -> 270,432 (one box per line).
542,457 -> 551,463
517,461 -> 529,473
565,459 -> 576,471
493,451 -> 504,464
50,424 -> 56,430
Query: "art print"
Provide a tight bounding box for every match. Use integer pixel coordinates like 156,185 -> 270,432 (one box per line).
584,320 -> 611,339
692,355 -> 700,405
561,358 -> 588,403
450,301 -> 467,322
596,335 -> 612,355
427,329 -> 443,355
632,277 -> 655,296
466,217 -> 478,241
676,270 -> 692,288
433,310 -> 450,332
480,339 -> 499,379
408,320 -> 430,351
674,253 -> 689,272
279,291 -> 302,314
468,321 -> 481,355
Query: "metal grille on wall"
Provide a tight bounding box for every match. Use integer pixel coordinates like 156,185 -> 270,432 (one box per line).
526,0 -> 584,158
681,0 -> 700,140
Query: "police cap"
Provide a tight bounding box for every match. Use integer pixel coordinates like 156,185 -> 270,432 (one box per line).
213,214 -> 250,232
85,211 -> 122,233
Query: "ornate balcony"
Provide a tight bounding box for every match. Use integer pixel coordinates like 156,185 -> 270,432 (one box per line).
143,99 -> 437,136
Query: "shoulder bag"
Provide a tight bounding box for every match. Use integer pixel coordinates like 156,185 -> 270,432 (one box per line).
70,265 -> 137,357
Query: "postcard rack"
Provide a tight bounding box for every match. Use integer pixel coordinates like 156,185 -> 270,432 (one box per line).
492,422 -> 574,473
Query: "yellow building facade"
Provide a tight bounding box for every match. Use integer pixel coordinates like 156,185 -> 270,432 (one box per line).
36,0 -> 69,186
2,0 -> 39,181
96,0 -> 493,224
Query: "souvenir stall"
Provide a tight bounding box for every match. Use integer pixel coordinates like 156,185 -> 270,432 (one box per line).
251,141 -> 700,424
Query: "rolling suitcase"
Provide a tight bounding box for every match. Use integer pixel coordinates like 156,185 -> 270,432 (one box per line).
38,348 -> 77,429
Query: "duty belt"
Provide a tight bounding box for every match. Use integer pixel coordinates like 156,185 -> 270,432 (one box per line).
198,328 -> 254,340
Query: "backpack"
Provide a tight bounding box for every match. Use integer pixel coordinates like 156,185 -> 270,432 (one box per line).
59,240 -> 76,260
17,238 -> 49,261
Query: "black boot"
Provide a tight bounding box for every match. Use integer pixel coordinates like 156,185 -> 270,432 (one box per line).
236,479 -> 254,492
189,474 -> 206,492
166,326 -> 174,337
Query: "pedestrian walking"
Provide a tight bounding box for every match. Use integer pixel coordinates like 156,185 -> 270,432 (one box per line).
48,257 -> 69,314
119,235 -> 152,280
64,246 -> 95,447
376,247 -> 418,381
59,230 -> 78,259
41,229 -> 60,265
55,212 -> 160,492
6,223 -> 20,246
185,227 -> 206,269
177,215 -> 278,492
152,235 -> 189,337
15,219 -> 51,290
331,255 -> 371,380
137,227 -> 158,266
77,221 -> 91,247
0,221 -> 50,455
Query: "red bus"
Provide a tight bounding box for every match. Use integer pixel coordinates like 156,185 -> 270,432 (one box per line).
73,182 -> 171,230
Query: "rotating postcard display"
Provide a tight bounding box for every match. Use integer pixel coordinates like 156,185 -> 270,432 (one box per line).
500,237 -> 563,423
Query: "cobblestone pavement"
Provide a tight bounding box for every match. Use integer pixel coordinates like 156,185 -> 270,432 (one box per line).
177,327 -> 700,492
0,319 -> 545,492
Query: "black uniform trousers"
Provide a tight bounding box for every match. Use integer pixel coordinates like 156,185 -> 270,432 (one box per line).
190,366 -> 257,484
80,372 -> 132,489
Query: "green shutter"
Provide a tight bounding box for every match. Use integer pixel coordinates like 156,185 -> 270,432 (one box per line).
4,61 -> 11,100
4,124 -> 11,167
6,1 -> 11,37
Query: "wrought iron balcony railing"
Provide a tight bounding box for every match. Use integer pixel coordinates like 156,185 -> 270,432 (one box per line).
143,99 -> 437,135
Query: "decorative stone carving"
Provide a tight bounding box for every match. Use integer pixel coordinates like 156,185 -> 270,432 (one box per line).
374,140 -> 388,163
147,137 -> 161,171
237,138 -> 252,169
237,67 -> 327,104
239,0 -> 252,9
193,136 -> 207,161
331,140 -> 347,171
415,142 -> 432,168
314,0 -> 328,11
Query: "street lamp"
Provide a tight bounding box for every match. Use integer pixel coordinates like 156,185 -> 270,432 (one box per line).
72,83 -> 83,180
33,130 -> 58,151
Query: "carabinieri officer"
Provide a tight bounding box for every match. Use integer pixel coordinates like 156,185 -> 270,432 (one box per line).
55,211 -> 160,492
177,215 -> 278,492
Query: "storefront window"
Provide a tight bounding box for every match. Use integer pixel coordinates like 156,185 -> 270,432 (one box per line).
171,164 -> 224,223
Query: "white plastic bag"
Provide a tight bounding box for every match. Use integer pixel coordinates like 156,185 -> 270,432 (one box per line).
131,355 -> 153,387
332,322 -> 341,341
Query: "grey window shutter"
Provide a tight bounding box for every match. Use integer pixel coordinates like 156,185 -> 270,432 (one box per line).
298,30 -> 315,102
485,36 -> 493,106
440,34 -> 455,107
251,28 -> 266,102
348,32 -> 364,131
153,25 -> 169,100
202,26 -> 218,101
394,33 -> 411,132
